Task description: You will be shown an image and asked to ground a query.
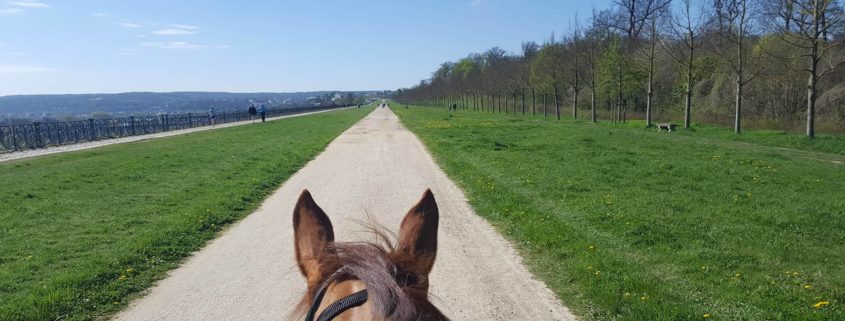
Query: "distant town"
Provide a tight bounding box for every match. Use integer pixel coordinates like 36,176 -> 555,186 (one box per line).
0,91 -> 391,125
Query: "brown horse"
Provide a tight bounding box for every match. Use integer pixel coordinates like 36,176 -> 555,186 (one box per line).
291,189 -> 450,321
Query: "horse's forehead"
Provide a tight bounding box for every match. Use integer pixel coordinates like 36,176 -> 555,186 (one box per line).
318,279 -> 372,321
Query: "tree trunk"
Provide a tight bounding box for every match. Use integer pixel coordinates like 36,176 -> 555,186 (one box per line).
807,54 -> 817,139
572,87 -> 579,120
554,84 -> 561,120
543,93 -> 547,118
531,87 -> 536,115
591,89 -> 596,123
735,76 -> 742,134
521,88 -> 526,114
685,34 -> 694,129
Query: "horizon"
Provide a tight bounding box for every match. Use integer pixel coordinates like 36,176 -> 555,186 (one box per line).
0,0 -> 609,96
0,89 -> 392,99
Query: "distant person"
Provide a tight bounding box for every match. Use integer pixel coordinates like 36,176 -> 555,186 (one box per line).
208,107 -> 216,126
248,104 -> 257,123
258,104 -> 267,122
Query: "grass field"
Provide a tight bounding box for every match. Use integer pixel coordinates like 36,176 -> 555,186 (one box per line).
394,106 -> 845,321
0,107 -> 370,321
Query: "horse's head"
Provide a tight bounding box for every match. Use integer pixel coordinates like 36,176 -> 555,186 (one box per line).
291,189 -> 449,321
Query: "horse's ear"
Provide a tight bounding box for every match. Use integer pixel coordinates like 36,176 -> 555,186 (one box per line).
293,189 -> 334,285
394,189 -> 439,277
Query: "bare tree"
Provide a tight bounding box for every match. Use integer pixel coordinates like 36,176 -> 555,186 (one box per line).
642,10 -> 666,127
712,0 -> 763,133
608,0 -> 674,41
663,0 -> 709,128
566,17 -> 584,119
771,0 -> 845,138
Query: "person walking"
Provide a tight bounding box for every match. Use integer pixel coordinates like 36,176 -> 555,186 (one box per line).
258,104 -> 267,123
248,104 -> 257,123
208,106 -> 216,126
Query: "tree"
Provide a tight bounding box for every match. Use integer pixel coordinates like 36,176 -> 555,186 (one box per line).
565,18 -> 585,119
522,42 -> 540,115
712,0 -> 763,133
664,0 -> 709,128
532,42 -> 566,120
770,0 -> 845,138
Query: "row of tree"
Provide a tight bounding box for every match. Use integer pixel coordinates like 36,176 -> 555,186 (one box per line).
394,0 -> 845,138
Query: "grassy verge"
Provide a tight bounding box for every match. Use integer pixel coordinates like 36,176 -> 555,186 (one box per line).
0,107 -> 371,321
394,106 -> 844,321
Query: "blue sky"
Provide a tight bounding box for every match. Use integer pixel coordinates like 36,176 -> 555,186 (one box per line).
0,0 -> 611,96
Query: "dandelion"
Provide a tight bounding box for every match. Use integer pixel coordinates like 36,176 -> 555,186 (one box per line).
812,301 -> 829,309
588,245 -> 595,250
594,271 -> 601,277
587,266 -> 593,270
804,284 -> 812,289
792,272 -> 799,276
640,296 -> 648,302
623,292 -> 631,298
118,274 -> 127,281
703,313 -> 711,319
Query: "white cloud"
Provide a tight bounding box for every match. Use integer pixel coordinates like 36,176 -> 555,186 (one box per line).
142,41 -> 228,50
142,41 -> 202,49
91,12 -> 111,17
0,8 -> 23,14
118,22 -> 143,28
151,28 -> 198,35
0,65 -> 51,74
118,48 -> 141,56
170,24 -> 198,30
7,1 -> 50,8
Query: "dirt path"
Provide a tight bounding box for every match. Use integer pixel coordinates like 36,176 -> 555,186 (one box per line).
113,107 -> 576,321
0,108 -> 346,163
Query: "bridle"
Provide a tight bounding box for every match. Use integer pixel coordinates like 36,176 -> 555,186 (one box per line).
304,268 -> 369,321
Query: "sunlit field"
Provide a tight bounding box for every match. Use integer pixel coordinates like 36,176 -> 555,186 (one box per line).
395,105 -> 844,321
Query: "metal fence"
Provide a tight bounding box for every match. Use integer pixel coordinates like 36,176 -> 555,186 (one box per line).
0,105 -> 349,153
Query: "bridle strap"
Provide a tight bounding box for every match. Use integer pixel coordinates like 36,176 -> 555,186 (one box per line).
315,289 -> 368,321
304,278 -> 369,321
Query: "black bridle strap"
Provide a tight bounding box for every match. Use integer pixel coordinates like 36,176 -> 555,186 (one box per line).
315,289 -> 368,321
304,280 -> 369,321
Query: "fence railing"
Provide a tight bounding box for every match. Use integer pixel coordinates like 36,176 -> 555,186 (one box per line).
0,105 -> 350,153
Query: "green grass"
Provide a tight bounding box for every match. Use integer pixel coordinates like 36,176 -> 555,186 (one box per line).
0,107 -> 370,321
394,106 -> 845,321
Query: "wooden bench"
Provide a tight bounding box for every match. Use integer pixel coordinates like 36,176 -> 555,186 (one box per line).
657,123 -> 677,132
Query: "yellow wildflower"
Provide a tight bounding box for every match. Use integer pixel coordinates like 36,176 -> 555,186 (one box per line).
812,301 -> 829,309
804,284 -> 812,289
623,292 -> 631,298
703,313 -> 711,318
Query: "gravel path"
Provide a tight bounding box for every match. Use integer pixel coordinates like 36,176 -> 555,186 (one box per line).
113,107 -> 576,321
0,108 -> 346,163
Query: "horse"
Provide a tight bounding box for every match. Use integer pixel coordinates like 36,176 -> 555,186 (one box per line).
291,189 -> 450,321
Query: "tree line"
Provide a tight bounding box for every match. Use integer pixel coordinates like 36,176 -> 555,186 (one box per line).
394,0 -> 845,138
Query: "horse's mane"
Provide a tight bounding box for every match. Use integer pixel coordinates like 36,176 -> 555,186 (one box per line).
291,229 -> 450,321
